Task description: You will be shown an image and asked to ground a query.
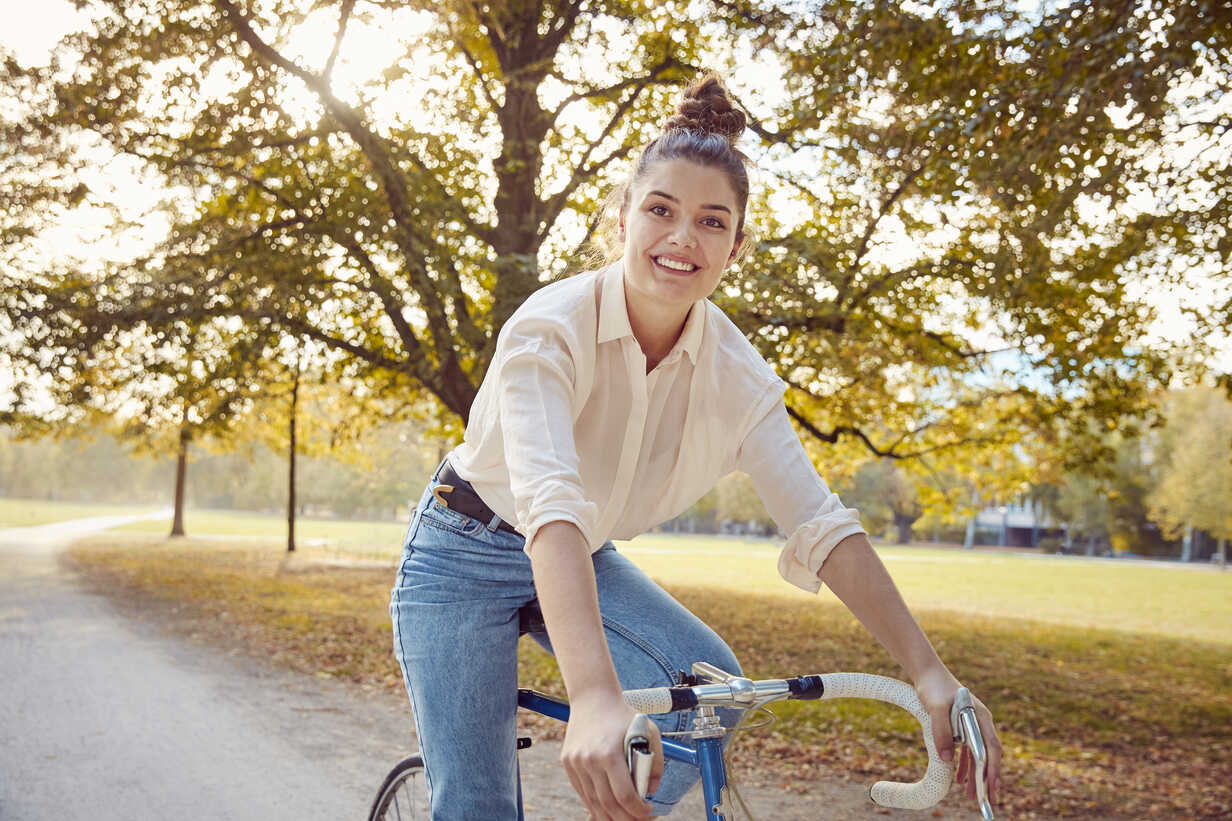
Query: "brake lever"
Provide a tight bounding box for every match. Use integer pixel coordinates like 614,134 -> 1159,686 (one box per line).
950,687 -> 994,820
625,713 -> 654,798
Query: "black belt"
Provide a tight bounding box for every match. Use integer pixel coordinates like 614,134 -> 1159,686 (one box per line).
435,461 -> 520,535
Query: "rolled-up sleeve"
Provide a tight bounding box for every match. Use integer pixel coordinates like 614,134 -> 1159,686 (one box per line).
736,399 -> 866,593
497,328 -> 601,553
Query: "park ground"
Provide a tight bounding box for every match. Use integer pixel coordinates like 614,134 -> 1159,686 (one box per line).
5,497 -> 1230,819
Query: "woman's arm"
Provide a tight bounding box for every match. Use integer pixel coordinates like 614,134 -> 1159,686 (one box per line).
818,532 -> 1003,802
734,400 -> 1002,805
529,521 -> 663,821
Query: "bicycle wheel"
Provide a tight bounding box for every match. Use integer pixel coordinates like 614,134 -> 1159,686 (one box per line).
368,753 -> 429,821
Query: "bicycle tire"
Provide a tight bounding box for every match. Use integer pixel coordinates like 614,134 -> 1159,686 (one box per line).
368,753 -> 429,821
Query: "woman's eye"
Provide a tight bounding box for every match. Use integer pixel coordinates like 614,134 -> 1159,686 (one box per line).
649,204 -> 669,216
703,217 -> 726,229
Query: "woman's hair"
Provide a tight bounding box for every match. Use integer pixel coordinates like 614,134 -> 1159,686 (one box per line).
590,70 -> 755,265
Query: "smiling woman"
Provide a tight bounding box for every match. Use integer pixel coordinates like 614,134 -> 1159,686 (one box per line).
619,163 -> 743,367
387,70 -> 1003,821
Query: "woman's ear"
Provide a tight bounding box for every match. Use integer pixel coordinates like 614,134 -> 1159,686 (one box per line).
618,210 -> 626,240
728,233 -> 744,262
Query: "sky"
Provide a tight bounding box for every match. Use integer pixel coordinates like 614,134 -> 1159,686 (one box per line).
1,0 -> 1227,373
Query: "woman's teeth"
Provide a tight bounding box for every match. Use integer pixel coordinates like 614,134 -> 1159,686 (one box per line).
655,256 -> 696,272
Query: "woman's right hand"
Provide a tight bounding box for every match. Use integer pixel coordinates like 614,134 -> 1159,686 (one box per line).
561,691 -> 663,821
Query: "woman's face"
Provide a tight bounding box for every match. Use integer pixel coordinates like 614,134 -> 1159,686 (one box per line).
619,158 -> 743,314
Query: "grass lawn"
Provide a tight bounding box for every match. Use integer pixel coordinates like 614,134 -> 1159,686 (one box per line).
618,534 -> 1232,646
105,508 -> 1232,646
113,507 -> 408,554
0,497 -> 163,527
64,529 -> 1232,819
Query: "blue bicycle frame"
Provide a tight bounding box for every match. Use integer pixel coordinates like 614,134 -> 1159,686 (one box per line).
518,689 -> 730,821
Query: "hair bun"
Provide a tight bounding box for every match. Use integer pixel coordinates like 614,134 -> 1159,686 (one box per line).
663,71 -> 746,146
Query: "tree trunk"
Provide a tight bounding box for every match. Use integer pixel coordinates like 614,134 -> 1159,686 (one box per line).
1218,538 -> 1227,570
963,517 -> 975,550
1181,525 -> 1192,562
170,426 -> 189,537
287,358 -> 300,553
894,512 -> 915,545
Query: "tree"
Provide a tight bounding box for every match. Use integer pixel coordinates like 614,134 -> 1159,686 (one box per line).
237,349 -> 435,545
1051,427 -> 1166,556
2,0 -> 1227,521
1,0 -> 714,421
0,424 -> 170,503
1150,386 -> 1232,566
723,0 -> 1228,477
714,472 -> 775,533
3,282 -> 287,535
840,458 -> 923,544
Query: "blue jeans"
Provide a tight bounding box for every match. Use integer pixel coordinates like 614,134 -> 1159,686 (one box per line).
390,463 -> 741,819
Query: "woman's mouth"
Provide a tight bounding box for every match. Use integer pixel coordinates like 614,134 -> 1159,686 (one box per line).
653,255 -> 698,275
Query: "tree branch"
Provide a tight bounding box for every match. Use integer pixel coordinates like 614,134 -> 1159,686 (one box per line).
539,60 -> 677,237
217,0 -> 476,387
450,28 -> 500,112
785,403 -> 897,456
540,0 -> 585,55
322,0 -> 357,82
547,57 -> 675,121
330,233 -> 430,369
842,163 -> 926,304
786,403 -> 1010,460
274,313 -> 414,377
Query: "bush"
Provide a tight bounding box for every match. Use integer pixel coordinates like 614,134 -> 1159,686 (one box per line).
1037,537 -> 1062,554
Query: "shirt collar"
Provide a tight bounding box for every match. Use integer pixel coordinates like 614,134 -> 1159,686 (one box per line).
597,262 -> 632,345
596,260 -> 707,364
672,296 -> 706,364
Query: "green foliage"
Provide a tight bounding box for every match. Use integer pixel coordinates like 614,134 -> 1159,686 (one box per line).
1052,426 -> 1168,554
0,408 -> 445,519
1150,385 -> 1232,543
1036,536 -> 1061,554
0,426 -> 172,503
1,0 -> 1228,520
714,472 -> 775,529
837,458 -> 923,541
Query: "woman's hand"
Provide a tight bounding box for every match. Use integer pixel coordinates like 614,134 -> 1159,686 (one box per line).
561,691 -> 663,821
529,523 -> 664,817
915,666 -> 1003,807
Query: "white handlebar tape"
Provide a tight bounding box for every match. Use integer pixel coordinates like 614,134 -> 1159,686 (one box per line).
623,687 -> 674,715
623,674 -> 953,810
819,673 -> 954,810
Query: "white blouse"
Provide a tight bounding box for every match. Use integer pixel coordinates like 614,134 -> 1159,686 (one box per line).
450,262 -> 866,593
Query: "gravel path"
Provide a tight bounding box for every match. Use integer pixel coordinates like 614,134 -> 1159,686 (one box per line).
0,517 -> 985,820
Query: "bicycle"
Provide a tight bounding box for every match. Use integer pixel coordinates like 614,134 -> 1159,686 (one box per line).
370,603 -> 994,821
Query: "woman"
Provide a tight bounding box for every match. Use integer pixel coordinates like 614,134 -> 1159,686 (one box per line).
390,71 -> 1002,820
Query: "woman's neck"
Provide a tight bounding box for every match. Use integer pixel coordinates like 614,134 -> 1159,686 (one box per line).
623,279 -> 690,371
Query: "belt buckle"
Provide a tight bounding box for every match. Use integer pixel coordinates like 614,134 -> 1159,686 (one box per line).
432,484 -> 455,509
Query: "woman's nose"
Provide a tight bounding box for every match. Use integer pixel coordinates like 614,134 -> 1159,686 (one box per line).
668,222 -> 697,247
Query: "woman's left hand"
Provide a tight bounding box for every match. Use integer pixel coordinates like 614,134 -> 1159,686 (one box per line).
915,666 -> 1003,807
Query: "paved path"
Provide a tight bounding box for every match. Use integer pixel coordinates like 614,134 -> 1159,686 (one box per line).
0,516 -> 975,820
0,516 -> 425,820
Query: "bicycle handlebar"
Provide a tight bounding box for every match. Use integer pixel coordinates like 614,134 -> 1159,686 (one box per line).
622,672 -> 953,811
816,674 -> 952,810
